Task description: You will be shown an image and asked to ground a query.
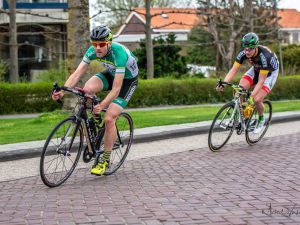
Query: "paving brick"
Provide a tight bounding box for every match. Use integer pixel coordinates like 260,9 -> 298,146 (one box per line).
1,133 -> 300,224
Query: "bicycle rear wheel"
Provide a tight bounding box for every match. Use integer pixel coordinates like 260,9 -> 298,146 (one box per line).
208,102 -> 236,151
245,100 -> 272,145
40,116 -> 83,187
104,112 -> 134,175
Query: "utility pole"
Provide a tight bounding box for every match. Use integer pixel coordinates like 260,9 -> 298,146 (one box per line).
145,0 -> 154,79
8,0 -> 19,83
275,0 -> 284,76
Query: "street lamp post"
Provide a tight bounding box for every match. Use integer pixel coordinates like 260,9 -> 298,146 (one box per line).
275,0 -> 284,76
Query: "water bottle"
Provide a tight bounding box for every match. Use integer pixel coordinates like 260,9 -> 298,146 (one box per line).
243,103 -> 254,119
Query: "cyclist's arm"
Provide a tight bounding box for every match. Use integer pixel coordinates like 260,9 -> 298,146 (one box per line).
224,62 -> 241,82
98,73 -> 124,109
251,70 -> 268,97
64,61 -> 89,88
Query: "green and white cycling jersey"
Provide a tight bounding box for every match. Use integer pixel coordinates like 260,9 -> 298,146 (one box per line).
82,42 -> 138,79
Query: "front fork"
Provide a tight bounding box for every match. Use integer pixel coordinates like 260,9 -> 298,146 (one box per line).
233,100 -> 247,130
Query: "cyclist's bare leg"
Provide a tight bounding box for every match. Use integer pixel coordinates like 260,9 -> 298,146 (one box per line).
239,77 -> 251,103
253,89 -> 268,115
83,76 -> 103,94
239,78 -> 251,90
103,103 -> 123,152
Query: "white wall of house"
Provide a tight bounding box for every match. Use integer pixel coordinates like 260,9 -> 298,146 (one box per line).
0,9 -> 68,24
114,32 -> 189,43
281,28 -> 300,44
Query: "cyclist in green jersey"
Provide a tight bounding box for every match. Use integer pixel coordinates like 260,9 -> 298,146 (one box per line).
216,32 -> 279,134
52,26 -> 138,175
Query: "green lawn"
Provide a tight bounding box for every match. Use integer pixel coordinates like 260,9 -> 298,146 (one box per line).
1,100 -> 300,145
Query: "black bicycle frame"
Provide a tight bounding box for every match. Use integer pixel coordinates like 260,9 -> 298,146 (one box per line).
74,96 -> 96,156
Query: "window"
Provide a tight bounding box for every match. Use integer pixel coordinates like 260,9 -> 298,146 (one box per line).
16,0 -> 66,3
292,32 -> 299,43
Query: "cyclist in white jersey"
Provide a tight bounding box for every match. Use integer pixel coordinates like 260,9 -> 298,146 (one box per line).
216,32 -> 279,134
52,26 -> 139,175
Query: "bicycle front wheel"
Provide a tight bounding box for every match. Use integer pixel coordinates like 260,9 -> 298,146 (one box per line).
245,100 -> 272,145
105,112 -> 134,175
40,116 -> 83,187
208,102 -> 236,151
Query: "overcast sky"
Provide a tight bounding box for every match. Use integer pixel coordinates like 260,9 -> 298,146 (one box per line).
278,0 -> 300,11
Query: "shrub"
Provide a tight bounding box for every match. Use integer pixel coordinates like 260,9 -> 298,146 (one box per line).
273,44 -> 300,75
0,82 -> 61,114
34,61 -> 67,83
133,33 -> 189,78
1,76 -> 300,114
0,60 -> 9,82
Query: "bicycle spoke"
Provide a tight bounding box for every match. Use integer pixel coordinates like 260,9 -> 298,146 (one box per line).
246,100 -> 272,145
104,112 -> 133,175
40,117 -> 83,187
208,103 -> 235,151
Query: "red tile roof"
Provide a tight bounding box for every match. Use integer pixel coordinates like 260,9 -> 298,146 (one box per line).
124,8 -> 300,31
278,9 -> 300,28
119,8 -> 300,32
134,8 -> 202,30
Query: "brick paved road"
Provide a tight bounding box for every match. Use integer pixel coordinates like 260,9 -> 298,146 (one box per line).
1,133 -> 300,225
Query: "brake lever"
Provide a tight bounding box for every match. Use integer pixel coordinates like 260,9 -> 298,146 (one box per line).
50,83 -> 63,104
216,79 -> 224,89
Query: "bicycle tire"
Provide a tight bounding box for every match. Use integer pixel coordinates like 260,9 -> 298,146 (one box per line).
245,100 -> 272,145
208,102 -> 236,151
40,116 -> 83,187
103,112 -> 134,175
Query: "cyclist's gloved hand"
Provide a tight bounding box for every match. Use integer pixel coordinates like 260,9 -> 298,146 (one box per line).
248,96 -> 254,105
52,90 -> 64,101
216,83 -> 224,92
92,103 -> 103,115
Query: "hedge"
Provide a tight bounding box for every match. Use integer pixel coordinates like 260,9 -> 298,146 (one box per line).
1,76 -> 300,114
0,83 -> 60,114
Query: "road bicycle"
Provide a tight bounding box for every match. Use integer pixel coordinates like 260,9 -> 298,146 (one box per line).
40,83 -> 134,187
208,80 -> 272,152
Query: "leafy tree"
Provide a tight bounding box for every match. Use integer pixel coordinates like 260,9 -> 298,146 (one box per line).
94,0 -> 176,30
0,60 -> 9,82
273,44 -> 300,75
134,33 -> 189,79
197,0 -> 278,73
186,27 -> 216,66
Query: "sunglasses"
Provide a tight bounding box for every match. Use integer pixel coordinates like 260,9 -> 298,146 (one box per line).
244,48 -> 255,52
91,41 -> 109,48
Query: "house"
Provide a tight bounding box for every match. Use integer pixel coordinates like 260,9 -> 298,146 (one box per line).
0,0 -> 68,80
278,9 -> 300,44
114,8 -> 201,49
114,7 -> 300,49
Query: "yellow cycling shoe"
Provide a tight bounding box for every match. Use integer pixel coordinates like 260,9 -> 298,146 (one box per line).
90,160 -> 109,176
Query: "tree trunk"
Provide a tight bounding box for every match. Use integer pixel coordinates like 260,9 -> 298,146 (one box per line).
8,0 -> 19,83
67,0 -> 90,76
65,0 -> 90,108
145,0 -> 154,79
244,0 -> 253,31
